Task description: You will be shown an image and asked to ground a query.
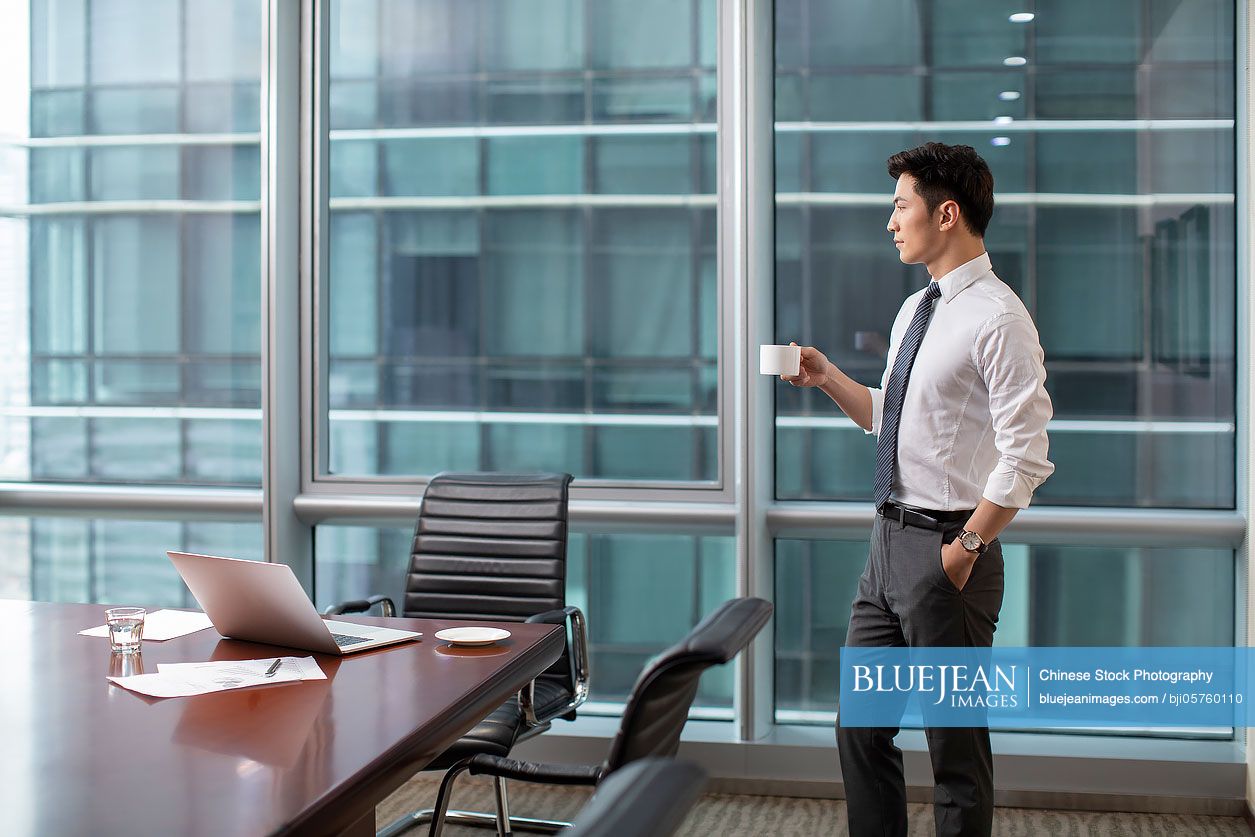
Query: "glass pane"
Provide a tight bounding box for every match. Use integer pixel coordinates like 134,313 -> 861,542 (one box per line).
89,87 -> 179,135
773,0 -> 1236,508
31,90 -> 85,137
92,217 -> 180,353
483,212 -> 583,356
184,215 -> 262,354
31,218 -> 88,352
325,0 -> 719,483
483,0 -> 583,72
0,516 -> 262,606
0,2 -> 265,487
30,148 -> 85,203
185,82 -> 262,133
314,527 -> 736,715
185,0 -> 264,83
31,0 -> 86,88
90,147 -> 180,200
774,537 -> 1234,731
89,0 -> 179,85
184,146 -> 262,201
590,0 -> 692,70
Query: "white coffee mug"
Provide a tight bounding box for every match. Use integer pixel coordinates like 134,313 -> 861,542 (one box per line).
760,344 -> 801,376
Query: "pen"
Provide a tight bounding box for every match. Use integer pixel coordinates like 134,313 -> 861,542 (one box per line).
264,659 -> 282,677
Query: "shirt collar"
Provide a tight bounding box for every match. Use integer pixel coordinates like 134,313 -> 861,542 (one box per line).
934,252 -> 992,302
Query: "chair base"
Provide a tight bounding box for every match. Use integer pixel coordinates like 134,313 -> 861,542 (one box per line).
378,808 -> 570,837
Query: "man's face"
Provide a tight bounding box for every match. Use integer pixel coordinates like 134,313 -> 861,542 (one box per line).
887,173 -> 942,266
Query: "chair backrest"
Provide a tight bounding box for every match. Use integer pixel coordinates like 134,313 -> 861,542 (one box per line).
561,758 -> 706,837
404,472 -> 574,685
601,597 -> 773,775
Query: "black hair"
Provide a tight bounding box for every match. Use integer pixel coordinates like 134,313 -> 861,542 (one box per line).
886,142 -> 994,237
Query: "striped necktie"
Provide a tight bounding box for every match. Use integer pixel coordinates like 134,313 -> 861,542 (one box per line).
873,280 -> 942,508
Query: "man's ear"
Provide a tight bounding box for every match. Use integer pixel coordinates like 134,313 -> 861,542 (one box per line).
937,199 -> 960,232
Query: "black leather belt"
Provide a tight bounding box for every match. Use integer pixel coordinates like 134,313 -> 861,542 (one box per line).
877,500 -> 971,531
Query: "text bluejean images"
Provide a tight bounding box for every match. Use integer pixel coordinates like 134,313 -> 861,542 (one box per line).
839,647 -> 1250,728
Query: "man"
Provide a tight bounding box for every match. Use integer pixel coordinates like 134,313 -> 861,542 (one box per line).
783,142 -> 1054,837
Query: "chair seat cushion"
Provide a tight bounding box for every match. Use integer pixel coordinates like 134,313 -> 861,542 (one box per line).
425,678 -> 574,771
530,674 -> 574,720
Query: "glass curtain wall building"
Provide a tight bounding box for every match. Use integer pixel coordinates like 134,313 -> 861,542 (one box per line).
0,0 -> 1242,742
323,0 -> 719,484
0,0 -> 265,603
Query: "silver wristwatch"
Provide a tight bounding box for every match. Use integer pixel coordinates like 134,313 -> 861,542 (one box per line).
957,530 -> 988,555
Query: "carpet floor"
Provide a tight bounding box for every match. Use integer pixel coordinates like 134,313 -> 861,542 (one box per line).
376,773 -> 1253,836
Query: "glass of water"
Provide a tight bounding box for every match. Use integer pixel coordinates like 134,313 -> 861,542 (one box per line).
105,607 -> 146,653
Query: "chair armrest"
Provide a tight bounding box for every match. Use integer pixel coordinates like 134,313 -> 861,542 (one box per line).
467,753 -> 601,787
524,606 -> 578,626
520,606 -> 590,725
322,595 -> 396,617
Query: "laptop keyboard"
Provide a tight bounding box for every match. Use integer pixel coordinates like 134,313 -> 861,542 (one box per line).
331,632 -> 372,648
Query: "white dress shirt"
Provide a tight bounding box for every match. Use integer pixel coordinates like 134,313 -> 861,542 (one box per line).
866,252 -> 1054,510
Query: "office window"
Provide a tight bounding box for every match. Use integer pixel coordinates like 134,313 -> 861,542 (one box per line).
1,0 -> 264,487
773,537 -> 1234,731
315,526 -> 736,715
0,516 -> 262,606
322,0 -> 719,483
774,0 -> 1236,508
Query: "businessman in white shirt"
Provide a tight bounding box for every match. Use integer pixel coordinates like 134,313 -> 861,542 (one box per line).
783,143 -> 1054,837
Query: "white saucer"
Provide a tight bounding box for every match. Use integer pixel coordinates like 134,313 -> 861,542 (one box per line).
435,627 -> 511,646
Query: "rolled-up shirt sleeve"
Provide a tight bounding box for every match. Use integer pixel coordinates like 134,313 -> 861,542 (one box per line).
866,343 -> 896,436
867,386 -> 885,436
975,313 -> 1055,509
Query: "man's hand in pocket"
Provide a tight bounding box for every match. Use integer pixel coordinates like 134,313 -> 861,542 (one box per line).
941,538 -> 978,591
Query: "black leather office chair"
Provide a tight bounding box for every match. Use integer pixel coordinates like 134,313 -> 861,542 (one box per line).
424,596 -> 773,837
326,472 -> 589,837
558,758 -> 706,837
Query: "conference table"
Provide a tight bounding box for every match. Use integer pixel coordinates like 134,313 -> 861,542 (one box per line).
0,599 -> 565,836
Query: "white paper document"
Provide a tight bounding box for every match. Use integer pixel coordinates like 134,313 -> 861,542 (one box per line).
159,656 -> 326,682
108,656 -> 325,699
79,609 -> 214,641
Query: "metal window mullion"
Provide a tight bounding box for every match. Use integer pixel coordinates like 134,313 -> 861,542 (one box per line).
728,0 -> 776,742
579,0 -> 596,480
305,0 -> 331,489
310,0 -> 331,511
1135,4 -> 1157,506
1236,0 -> 1252,668
261,0 -> 312,586
177,0 -> 193,488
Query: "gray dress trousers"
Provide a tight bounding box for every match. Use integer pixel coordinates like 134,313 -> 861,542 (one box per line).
836,514 -> 1005,837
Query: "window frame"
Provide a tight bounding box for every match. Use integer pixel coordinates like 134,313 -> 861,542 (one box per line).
301,0 -> 736,501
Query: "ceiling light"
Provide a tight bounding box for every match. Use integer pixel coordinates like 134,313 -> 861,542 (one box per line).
1004,56 -> 1028,66
991,137 -> 1012,147
998,91 -> 1021,101
994,116 -> 1014,124
1009,12 -> 1035,23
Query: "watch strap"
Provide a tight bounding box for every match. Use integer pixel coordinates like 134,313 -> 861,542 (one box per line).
959,530 -> 988,554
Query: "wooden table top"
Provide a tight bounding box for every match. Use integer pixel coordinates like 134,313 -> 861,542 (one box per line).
0,599 -> 564,837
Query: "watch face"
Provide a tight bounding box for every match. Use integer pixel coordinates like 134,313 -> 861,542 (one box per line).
959,531 -> 982,552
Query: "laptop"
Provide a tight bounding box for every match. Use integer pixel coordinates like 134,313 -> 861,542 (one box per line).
167,551 -> 421,655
